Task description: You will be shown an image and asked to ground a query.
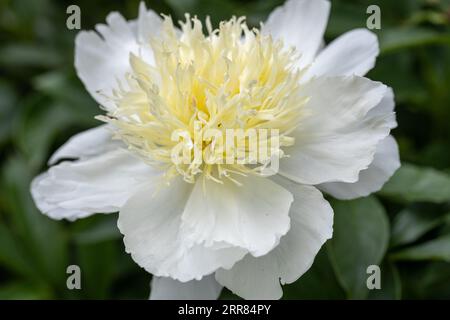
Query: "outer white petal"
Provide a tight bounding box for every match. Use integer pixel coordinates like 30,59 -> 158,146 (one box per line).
317,87 -> 398,199
74,2 -> 162,110
31,149 -> 155,220
136,2 -> 164,45
366,86 -> 397,128
262,0 -> 331,68
48,125 -> 122,165
150,275 -> 222,300
279,76 -> 394,185
305,29 -> 379,79
181,175 -> 293,257
215,178 -> 333,300
318,135 -> 400,200
118,178 -> 247,282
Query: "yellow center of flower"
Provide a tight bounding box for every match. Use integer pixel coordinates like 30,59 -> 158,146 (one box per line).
100,16 -> 307,184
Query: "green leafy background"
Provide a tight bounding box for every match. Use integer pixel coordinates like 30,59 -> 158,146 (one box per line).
1,0 -> 450,299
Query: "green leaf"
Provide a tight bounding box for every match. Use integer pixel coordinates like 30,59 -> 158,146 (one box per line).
0,282 -> 51,299
380,164 -> 450,203
0,223 -> 36,278
391,234 -> 450,262
282,248 -> 346,300
0,44 -> 62,69
325,1 -> 367,38
32,71 -> 98,115
75,241 -> 118,299
327,196 -> 390,299
0,156 -> 69,291
380,28 -> 450,55
73,215 -> 121,245
400,262 -> 450,299
15,98 -> 95,169
110,253 -> 151,299
0,80 -> 17,146
391,208 -> 450,247
219,288 -> 242,300
368,52 -> 427,105
368,261 -> 402,300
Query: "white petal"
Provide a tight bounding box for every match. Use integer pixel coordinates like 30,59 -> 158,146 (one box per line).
318,135 -> 400,200
305,29 -> 379,79
137,2 -> 164,44
367,86 -> 397,128
48,125 -> 121,165
262,0 -> 331,68
31,149 -> 155,220
118,178 -> 247,282
74,4 -> 162,110
181,175 -> 293,257
150,275 -> 222,300
216,179 -> 333,300
279,76 -> 394,185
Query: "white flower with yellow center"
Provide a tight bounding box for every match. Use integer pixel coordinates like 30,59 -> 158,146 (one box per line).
31,0 -> 400,300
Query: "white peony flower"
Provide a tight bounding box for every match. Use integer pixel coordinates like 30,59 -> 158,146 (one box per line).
31,0 -> 400,300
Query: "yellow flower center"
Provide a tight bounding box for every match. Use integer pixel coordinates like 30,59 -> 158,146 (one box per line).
100,15 -> 308,184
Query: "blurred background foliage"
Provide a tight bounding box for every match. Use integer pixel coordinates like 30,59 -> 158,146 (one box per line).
0,0 -> 450,299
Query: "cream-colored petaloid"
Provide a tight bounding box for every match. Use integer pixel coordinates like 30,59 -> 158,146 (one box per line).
99,15 -> 308,184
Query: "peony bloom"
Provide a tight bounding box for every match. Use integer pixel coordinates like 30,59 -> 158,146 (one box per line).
31,0 -> 400,300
